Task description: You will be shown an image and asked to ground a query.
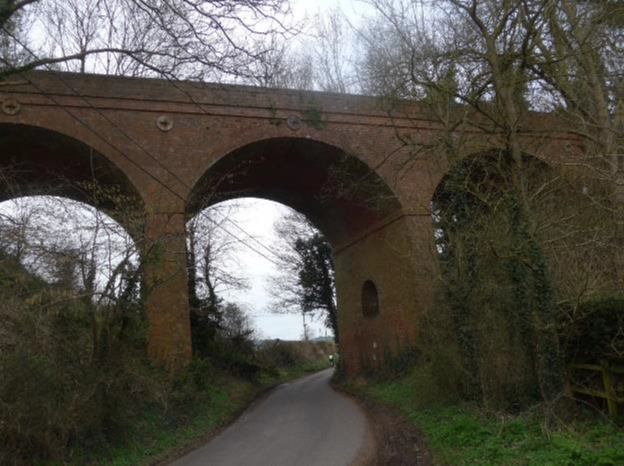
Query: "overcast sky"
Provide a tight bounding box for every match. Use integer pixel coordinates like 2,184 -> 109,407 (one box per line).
218,199 -> 329,341
292,0 -> 374,19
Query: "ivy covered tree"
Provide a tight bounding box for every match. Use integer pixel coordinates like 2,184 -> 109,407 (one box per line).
357,0 -> 616,407
293,232 -> 338,342
268,211 -> 338,343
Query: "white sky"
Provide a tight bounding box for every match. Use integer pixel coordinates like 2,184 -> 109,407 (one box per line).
219,198 -> 330,341
292,0 -> 372,19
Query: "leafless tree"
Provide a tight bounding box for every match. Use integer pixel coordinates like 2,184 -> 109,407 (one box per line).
186,201 -> 249,312
353,0 -> 616,404
1,0 -> 293,82
0,186 -> 147,365
267,211 -> 316,314
252,7 -> 358,93
308,8 -> 356,93
250,38 -> 315,90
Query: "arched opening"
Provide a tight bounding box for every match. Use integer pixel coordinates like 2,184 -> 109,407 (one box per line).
0,122 -> 146,368
185,198 -> 338,375
188,137 -> 415,375
361,280 -> 380,318
0,194 -> 146,458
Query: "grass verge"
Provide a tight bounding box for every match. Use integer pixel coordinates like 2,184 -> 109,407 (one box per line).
73,361 -> 329,465
342,368 -> 623,465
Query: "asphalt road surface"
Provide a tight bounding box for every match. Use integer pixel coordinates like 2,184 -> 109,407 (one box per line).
170,369 -> 371,466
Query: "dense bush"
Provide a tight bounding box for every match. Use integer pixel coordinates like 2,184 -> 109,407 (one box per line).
255,339 -> 335,374
0,257 -> 162,464
426,150 -> 617,411
560,296 -> 624,364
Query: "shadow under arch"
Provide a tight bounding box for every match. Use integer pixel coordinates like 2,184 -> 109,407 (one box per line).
188,137 -> 404,248
430,148 -> 590,235
0,123 -> 145,238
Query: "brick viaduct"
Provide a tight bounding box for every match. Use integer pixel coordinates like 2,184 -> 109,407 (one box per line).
0,71 -> 577,375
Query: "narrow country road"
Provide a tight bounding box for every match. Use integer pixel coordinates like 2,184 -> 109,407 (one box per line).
170,369 -> 372,466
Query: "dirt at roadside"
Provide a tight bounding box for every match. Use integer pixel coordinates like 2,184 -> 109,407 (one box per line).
342,388 -> 434,466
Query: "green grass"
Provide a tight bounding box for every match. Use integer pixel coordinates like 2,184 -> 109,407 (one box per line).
351,370 -> 623,465
84,383 -> 250,466
71,361 -> 329,465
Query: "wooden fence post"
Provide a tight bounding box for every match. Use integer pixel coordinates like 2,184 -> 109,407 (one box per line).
600,360 -> 618,417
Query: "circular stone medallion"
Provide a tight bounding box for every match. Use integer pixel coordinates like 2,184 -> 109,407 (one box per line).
157,115 -> 174,132
286,115 -> 302,131
1,99 -> 21,116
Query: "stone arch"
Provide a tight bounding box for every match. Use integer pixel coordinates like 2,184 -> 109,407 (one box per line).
0,123 -> 145,237
433,144 -> 572,191
427,148 -> 578,244
431,148 -> 579,214
193,125 -> 367,189
188,137 -> 419,375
